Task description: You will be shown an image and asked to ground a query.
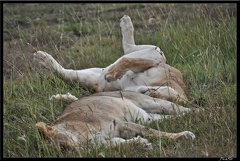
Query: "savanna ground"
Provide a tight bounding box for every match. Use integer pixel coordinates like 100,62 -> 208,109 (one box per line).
3,3 -> 237,158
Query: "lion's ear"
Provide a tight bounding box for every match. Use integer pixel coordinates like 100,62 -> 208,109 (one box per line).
36,122 -> 56,138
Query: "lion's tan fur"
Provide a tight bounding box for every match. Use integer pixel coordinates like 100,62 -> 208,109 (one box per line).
36,91 -> 195,148
35,15 -> 195,149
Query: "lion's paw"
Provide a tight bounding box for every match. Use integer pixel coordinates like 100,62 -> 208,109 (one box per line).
34,51 -> 54,69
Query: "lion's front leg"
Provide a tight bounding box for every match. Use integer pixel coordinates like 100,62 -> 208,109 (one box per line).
104,57 -> 159,82
104,63 -> 126,82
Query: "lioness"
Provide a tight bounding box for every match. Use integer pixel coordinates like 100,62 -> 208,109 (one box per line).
34,15 -> 188,105
36,91 -> 195,149
35,15 -> 195,150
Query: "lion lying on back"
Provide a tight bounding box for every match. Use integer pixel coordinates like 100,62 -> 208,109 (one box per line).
34,15 -> 188,105
35,15 -> 196,150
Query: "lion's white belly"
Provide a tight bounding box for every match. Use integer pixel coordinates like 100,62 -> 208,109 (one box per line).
118,66 -> 165,90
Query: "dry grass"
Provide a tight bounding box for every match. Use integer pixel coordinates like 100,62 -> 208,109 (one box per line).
3,3 -> 236,158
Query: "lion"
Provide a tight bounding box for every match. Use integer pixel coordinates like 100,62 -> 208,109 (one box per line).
34,15 -> 188,105
35,15 -> 195,150
36,91 -> 195,149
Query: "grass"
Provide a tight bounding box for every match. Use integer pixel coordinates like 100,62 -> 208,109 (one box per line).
3,3 -> 236,158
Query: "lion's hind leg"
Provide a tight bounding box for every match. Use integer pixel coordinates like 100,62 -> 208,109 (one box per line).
118,122 -> 195,141
110,136 -> 152,150
34,51 -> 104,91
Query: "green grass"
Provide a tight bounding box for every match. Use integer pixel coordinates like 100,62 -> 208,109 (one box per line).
3,3 -> 236,157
